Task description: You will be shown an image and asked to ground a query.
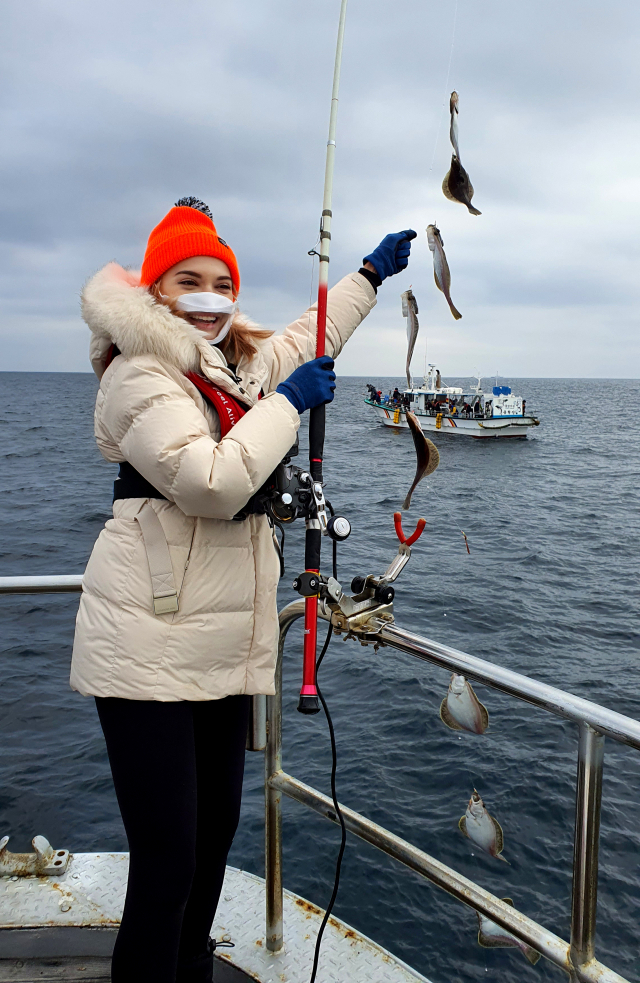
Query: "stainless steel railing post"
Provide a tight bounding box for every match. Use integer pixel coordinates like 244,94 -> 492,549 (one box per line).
265,600 -> 305,952
570,722 -> 605,979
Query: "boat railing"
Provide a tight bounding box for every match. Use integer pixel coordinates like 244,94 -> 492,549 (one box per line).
0,577 -> 636,983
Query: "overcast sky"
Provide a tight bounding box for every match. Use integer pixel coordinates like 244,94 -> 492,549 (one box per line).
1,0 -> 639,377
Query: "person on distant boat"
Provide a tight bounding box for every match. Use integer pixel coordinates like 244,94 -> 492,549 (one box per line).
69,198 -> 416,983
392,386 -> 401,404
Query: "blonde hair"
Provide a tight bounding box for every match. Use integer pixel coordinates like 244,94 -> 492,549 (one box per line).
149,283 -> 273,365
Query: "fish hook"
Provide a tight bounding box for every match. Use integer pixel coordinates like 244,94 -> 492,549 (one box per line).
394,512 -> 426,547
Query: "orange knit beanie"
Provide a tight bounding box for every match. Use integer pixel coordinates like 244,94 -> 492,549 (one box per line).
140,197 -> 240,294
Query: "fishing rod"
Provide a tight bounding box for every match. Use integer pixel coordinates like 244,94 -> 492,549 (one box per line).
297,0 -> 349,716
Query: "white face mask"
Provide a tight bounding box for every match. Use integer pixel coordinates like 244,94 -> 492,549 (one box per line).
167,291 -> 237,345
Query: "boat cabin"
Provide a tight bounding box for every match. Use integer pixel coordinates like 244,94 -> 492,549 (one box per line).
404,381 -> 523,421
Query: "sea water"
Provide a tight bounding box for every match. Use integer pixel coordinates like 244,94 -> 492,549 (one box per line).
1,372 -> 639,983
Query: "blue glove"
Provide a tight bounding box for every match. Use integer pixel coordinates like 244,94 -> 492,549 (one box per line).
276,356 -> 336,414
363,229 -> 417,281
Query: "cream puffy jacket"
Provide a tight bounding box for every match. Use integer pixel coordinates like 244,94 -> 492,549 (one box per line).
70,263 -> 376,701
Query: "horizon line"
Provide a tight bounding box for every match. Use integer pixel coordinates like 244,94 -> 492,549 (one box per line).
1,370 -> 640,381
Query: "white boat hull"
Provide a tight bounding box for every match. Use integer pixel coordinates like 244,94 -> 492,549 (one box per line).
367,402 -> 538,438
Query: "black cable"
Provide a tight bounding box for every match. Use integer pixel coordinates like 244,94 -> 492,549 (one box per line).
309,535 -> 344,983
267,511 -> 286,578
274,518 -> 286,577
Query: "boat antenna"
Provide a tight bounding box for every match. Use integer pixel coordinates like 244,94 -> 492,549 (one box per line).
298,0 -> 348,718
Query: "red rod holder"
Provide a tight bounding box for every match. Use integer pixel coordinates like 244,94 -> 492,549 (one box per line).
394,512 -> 426,547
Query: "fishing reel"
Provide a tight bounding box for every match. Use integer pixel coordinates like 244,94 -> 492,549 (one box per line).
235,437 -> 352,540
233,438 -> 308,523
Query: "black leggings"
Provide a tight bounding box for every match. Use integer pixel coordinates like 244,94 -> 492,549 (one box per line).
96,695 -> 250,983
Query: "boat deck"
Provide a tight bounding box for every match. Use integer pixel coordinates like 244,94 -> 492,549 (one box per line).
0,856 -> 430,983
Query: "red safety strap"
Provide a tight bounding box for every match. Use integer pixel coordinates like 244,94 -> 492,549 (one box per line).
185,372 -> 249,438
103,346 -> 250,439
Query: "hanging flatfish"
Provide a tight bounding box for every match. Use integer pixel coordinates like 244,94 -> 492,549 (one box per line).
443,155 -> 481,216
440,674 -> 489,734
402,412 -> 439,510
459,790 -> 509,863
426,225 -> 462,320
444,92 -> 481,215
449,91 -> 461,159
401,289 -> 420,388
477,899 -> 541,965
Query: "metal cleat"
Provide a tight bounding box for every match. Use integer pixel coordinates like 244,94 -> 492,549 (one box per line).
0,834 -> 70,877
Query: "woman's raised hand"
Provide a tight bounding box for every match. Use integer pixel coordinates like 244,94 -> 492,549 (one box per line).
276,356 -> 336,414
363,230 -> 417,281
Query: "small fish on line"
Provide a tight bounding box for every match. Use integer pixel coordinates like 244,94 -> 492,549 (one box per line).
476,899 -> 541,965
459,789 -> 509,863
402,412 -> 439,510
461,530 -> 470,554
426,225 -> 462,321
402,289 -> 420,388
443,155 -> 481,216
440,674 -> 489,734
449,90 -> 461,160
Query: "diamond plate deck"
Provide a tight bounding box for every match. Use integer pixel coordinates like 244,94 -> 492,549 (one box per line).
0,855 -> 431,982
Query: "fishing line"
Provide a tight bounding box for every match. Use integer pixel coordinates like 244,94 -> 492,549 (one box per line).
309,531 -> 346,983
422,477 -> 472,557
428,0 -> 460,172
419,476 -> 471,621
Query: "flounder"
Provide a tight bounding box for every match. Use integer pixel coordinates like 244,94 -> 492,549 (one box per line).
440,674 -> 489,734
477,898 -> 541,965
459,789 -> 509,863
402,412 -> 439,510
402,289 -> 420,388
426,225 -> 462,321
442,155 -> 481,216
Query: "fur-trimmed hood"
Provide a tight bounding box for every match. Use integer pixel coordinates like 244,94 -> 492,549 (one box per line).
83,262 -> 258,382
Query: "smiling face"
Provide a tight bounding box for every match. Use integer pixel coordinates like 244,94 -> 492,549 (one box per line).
156,255 -> 235,339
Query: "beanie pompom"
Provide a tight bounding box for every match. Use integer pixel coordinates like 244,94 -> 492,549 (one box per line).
174,196 -> 214,221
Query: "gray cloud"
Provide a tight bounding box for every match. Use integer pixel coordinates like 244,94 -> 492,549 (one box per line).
1,0 -> 639,377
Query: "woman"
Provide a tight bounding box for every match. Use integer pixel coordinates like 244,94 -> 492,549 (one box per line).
71,197 -> 415,983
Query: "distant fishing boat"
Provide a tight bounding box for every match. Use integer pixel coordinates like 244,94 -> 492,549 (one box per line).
365,365 -> 540,439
